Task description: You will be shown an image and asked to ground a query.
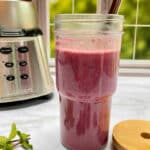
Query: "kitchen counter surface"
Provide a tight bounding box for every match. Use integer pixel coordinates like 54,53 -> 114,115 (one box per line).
0,76 -> 150,150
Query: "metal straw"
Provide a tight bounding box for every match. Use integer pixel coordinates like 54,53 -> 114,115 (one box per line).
97,0 -> 122,14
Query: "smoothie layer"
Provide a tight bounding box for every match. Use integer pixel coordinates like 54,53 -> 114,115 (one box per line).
56,47 -> 120,150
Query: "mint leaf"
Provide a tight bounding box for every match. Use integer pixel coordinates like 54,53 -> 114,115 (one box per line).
0,123 -> 33,150
17,131 -> 29,142
22,142 -> 33,150
17,131 -> 33,150
0,136 -> 8,147
6,143 -> 13,150
8,123 -> 17,140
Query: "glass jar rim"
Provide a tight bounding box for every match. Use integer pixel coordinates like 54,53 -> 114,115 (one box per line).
55,14 -> 124,23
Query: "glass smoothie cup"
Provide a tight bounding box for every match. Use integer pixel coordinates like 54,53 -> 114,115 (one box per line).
55,14 -> 124,150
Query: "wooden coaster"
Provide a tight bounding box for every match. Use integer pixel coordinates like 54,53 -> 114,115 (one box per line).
112,120 -> 150,150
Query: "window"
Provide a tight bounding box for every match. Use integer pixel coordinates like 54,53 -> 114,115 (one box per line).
120,0 -> 150,60
50,0 -> 150,60
34,0 -> 150,76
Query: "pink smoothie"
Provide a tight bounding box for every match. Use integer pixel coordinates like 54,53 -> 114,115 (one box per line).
56,46 -> 120,150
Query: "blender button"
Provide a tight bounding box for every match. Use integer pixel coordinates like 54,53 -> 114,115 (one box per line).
6,75 -> 15,81
0,47 -> 12,54
18,47 -> 29,53
5,62 -> 14,68
20,74 -> 29,80
19,61 -> 27,67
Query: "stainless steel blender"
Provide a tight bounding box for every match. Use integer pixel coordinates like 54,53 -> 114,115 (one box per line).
0,0 -> 53,103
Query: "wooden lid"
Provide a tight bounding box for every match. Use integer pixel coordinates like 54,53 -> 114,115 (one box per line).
113,120 -> 150,150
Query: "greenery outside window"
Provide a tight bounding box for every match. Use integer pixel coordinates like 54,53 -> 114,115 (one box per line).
50,0 -> 150,60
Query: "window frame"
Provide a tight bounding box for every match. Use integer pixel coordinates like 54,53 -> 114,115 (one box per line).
33,0 -> 50,58
49,59 -> 150,77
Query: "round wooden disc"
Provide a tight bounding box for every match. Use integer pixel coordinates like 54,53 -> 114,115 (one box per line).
112,120 -> 150,150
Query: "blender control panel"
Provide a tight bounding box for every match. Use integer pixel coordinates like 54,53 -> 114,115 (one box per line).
0,46 -> 29,81
0,42 -> 33,97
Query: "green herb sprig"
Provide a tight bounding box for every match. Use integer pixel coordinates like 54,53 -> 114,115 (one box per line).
0,123 -> 33,150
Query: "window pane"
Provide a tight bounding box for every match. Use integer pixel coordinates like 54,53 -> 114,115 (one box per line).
50,0 -> 72,23
119,0 -> 137,24
50,25 -> 55,57
138,0 -> 150,24
136,27 -> 150,59
50,0 -> 150,60
75,0 -> 96,13
120,27 -> 135,59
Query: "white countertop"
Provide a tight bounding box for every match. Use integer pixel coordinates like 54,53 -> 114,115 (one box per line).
0,76 -> 150,150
